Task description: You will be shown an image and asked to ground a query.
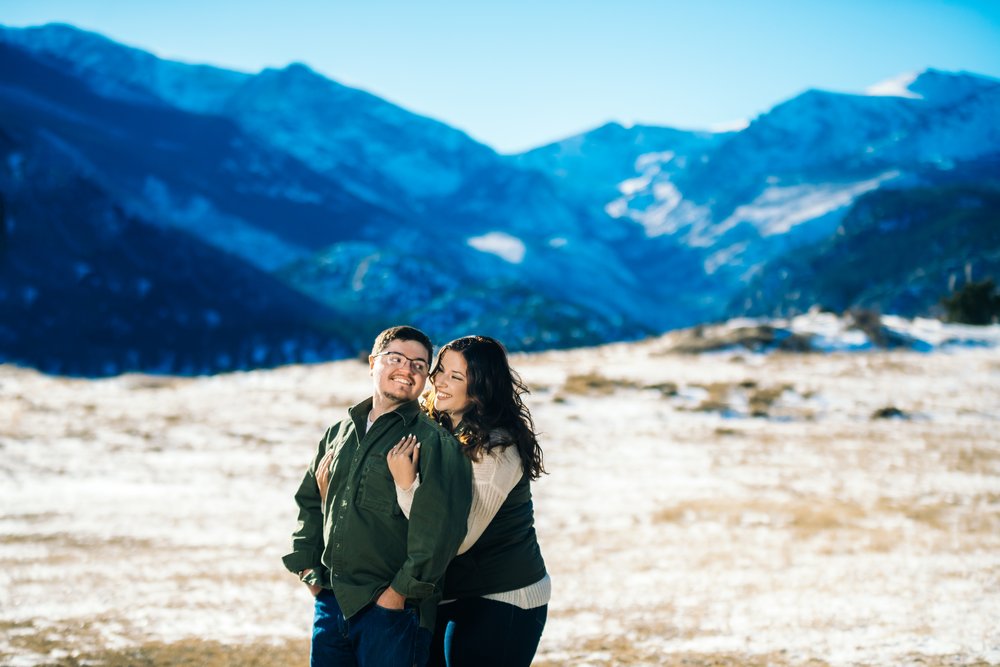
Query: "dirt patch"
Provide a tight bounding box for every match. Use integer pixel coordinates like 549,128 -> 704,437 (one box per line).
653,497 -> 869,537
666,324 -> 815,355
949,446 -> 1000,474
748,385 -> 792,417
561,372 -> 640,396
0,624 -> 308,667
0,533 -> 158,550
877,497 -> 1000,535
692,382 -> 735,413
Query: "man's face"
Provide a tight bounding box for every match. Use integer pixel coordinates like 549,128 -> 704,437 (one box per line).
369,338 -> 431,405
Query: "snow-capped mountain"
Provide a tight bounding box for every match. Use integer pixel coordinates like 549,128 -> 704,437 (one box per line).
734,161 -> 1000,317
1,22 -> 998,375
521,67 -> 1000,313
512,121 -> 727,213
0,24 -> 658,374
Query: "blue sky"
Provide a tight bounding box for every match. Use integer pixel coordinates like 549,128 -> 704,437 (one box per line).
3,0 -> 1000,153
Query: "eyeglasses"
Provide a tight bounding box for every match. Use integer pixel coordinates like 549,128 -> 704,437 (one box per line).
374,351 -> 430,375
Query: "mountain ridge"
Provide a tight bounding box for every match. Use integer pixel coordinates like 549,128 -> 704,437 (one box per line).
2,22 -> 998,375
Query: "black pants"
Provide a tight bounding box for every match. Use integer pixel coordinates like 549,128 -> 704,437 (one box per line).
427,597 -> 547,667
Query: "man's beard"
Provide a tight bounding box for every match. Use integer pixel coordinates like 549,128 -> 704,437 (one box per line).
379,387 -> 410,404
379,378 -> 418,404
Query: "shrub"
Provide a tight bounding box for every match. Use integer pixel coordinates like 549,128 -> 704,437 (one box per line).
941,278 -> 1000,325
644,381 -> 679,396
871,406 -> 908,420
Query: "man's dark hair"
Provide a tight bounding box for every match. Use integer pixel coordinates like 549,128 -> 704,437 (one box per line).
371,325 -> 434,363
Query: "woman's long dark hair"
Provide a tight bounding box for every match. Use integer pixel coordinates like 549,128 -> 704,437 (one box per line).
425,336 -> 545,480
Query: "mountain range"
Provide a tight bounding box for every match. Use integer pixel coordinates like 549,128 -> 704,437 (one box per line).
1,23 -> 998,375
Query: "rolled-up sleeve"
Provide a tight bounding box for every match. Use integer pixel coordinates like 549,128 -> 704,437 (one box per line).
281,429 -> 331,575
390,431 -> 471,600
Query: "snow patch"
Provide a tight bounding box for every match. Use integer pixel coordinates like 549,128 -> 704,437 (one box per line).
352,253 -> 381,291
617,174 -> 652,196
705,311 -> 1000,353
704,242 -> 748,275
604,199 -> 629,219
1,321 -> 999,665
467,232 -> 526,264
715,172 -> 899,238
865,72 -> 922,99
635,194 -> 709,239
709,118 -> 750,132
634,150 -> 675,171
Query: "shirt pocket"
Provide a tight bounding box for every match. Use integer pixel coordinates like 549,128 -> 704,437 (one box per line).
358,457 -> 401,516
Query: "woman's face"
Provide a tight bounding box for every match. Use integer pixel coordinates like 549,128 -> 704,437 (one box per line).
432,349 -> 471,423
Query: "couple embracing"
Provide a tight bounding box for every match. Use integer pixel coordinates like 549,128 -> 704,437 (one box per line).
283,325 -> 549,666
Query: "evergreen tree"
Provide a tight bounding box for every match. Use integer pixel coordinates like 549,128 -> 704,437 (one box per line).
942,278 -> 1000,325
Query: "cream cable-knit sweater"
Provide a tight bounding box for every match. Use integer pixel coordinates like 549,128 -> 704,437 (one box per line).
396,444 -> 550,610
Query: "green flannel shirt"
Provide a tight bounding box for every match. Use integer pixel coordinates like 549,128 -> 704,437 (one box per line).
283,397 -> 471,631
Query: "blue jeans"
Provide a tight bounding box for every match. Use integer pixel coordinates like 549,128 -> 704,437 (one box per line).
427,598 -> 547,667
311,589 -> 432,667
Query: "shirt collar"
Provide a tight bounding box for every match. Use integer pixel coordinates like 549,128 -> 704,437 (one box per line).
349,397 -> 422,426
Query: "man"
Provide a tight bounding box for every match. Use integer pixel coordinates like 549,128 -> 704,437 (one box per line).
283,325 -> 472,666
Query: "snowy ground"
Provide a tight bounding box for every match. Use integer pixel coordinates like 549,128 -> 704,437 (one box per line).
1,320 -> 999,666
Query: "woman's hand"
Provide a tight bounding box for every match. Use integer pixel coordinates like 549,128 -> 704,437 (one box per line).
387,434 -> 420,490
316,449 -> 335,507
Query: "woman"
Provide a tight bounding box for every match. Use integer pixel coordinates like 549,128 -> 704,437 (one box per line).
324,335 -> 549,666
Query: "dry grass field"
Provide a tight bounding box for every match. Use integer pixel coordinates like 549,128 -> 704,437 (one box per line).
1,327 -> 998,666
